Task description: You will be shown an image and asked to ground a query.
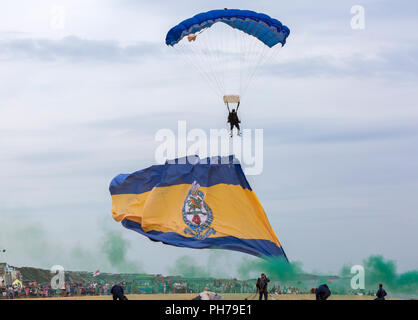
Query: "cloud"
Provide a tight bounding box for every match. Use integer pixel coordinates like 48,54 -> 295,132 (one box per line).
262,44 -> 418,80
0,36 -> 162,62
2,34 -> 417,83
261,118 -> 418,145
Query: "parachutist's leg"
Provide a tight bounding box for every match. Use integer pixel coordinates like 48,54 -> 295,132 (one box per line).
236,123 -> 241,136
230,123 -> 234,137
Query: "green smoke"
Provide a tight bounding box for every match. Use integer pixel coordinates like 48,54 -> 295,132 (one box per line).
70,247 -> 99,271
168,256 -> 205,278
363,255 -> 418,294
167,252 -> 236,278
100,230 -> 143,273
234,255 -> 418,296
238,257 -> 304,282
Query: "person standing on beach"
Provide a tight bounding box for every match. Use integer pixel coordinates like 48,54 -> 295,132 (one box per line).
375,284 -> 387,300
256,273 -> 270,300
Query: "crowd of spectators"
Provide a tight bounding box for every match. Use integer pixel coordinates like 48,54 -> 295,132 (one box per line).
0,282 -> 115,299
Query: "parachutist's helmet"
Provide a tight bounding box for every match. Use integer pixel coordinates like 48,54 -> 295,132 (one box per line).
232,109 -> 236,112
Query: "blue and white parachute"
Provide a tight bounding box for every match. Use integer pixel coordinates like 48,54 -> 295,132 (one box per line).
166,9 -> 290,102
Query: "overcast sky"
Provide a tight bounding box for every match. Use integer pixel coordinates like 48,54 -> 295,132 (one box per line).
0,0 -> 417,276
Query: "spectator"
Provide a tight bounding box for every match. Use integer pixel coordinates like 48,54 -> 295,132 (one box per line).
256,273 -> 270,301
110,283 -> 126,301
311,284 -> 331,300
375,284 -> 387,300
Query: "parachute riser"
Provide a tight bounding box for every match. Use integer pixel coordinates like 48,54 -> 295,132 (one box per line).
224,95 -> 240,112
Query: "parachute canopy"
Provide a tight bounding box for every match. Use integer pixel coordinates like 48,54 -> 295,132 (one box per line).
165,9 -> 290,48
110,155 -> 287,259
165,9 -> 291,102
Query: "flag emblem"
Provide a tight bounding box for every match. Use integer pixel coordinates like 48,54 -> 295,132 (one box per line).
182,181 -> 216,240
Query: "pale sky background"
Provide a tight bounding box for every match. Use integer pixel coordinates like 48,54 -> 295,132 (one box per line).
0,0 -> 417,276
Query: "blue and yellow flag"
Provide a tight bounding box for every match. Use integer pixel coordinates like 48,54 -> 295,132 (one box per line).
110,155 -> 287,259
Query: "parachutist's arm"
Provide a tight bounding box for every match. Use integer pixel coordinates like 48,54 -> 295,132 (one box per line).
226,102 -> 230,113
236,102 -> 240,112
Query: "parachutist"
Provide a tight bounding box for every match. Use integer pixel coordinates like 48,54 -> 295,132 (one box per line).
227,102 -> 241,137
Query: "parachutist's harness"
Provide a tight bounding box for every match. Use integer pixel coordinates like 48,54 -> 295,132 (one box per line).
226,102 -> 241,131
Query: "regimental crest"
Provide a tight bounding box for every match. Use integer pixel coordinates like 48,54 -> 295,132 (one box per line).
182,181 -> 216,240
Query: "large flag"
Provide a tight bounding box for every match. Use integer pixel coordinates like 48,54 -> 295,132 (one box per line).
110,155 -> 287,259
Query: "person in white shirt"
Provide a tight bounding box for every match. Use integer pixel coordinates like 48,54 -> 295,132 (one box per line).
199,287 -> 223,300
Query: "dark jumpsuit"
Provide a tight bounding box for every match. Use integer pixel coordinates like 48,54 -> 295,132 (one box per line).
228,111 -> 240,131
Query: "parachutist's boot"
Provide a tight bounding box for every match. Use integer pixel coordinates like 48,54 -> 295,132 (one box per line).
230,130 -> 233,137
237,130 -> 241,136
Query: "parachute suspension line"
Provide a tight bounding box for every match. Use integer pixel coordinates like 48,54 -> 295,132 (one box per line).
176,46 -> 220,98
227,23 -> 235,96
237,29 -> 245,97
239,29 -> 248,97
232,20 -> 241,99
175,46 -> 209,95
189,35 -> 222,96
208,24 -> 227,95
241,43 -> 283,98
220,22 -> 231,96
238,27 -> 249,98
236,28 -> 253,97
181,27 -> 224,97
202,26 -> 228,97
248,25 -> 271,91
240,34 -> 276,98
168,15 -> 289,104
240,41 -> 269,97
183,43 -> 223,97
240,28 -> 251,95
189,34 -> 225,97
217,23 -> 226,96
240,26 -> 263,96
239,28 -> 243,97
208,24 -> 222,95
174,45 -> 221,98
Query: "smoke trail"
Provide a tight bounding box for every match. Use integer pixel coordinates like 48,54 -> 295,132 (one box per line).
100,230 -> 143,273
236,255 -> 418,296
363,255 -> 418,294
238,257 -> 304,282
0,222 -> 64,268
167,252 -> 236,278
167,256 -> 205,278
0,219 -> 143,273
